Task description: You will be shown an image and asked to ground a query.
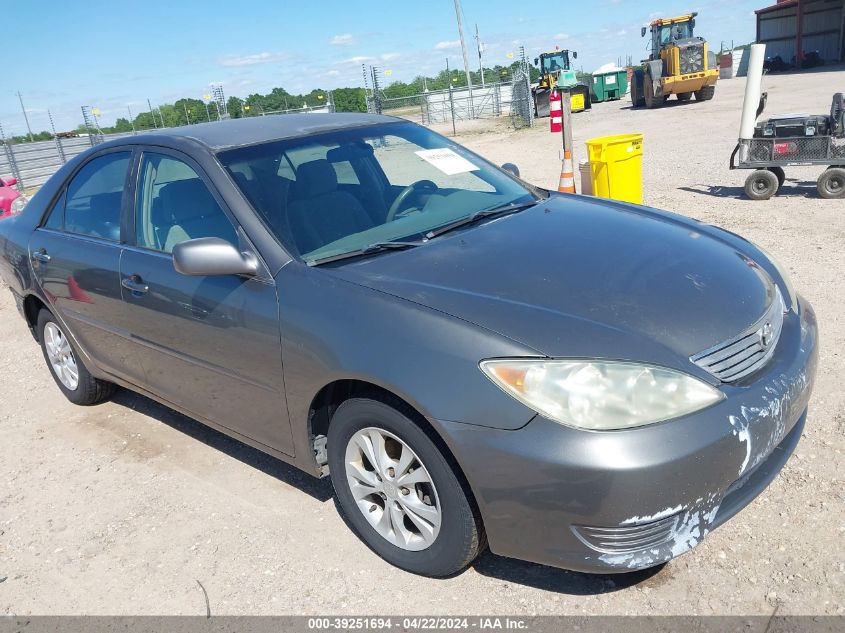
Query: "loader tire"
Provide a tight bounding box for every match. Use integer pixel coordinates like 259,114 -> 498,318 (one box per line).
694,85 -> 716,101
676,92 -> 692,102
644,76 -> 663,109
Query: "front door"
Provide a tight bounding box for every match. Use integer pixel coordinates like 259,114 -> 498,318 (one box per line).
119,149 -> 294,455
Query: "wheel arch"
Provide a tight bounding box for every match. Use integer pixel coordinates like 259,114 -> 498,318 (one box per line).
22,293 -> 49,341
307,378 -> 484,527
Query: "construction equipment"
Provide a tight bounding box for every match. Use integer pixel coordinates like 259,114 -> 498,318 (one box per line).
630,12 -> 719,108
532,48 -> 591,116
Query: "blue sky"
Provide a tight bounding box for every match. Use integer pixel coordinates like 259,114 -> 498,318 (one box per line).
4,0 -> 765,133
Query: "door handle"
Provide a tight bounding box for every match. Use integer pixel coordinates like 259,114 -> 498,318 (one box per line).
32,249 -> 51,263
121,275 -> 149,295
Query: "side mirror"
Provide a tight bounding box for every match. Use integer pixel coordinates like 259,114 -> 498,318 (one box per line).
690,18 -> 695,29
501,163 -> 520,177
172,237 -> 259,277
641,26 -> 647,37
572,51 -> 578,59
3,177 -> 17,187
533,57 -> 539,66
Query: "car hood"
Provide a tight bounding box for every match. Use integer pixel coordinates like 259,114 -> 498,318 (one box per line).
328,196 -> 776,366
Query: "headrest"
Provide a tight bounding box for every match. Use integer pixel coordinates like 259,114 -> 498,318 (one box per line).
160,178 -> 217,221
296,159 -> 337,198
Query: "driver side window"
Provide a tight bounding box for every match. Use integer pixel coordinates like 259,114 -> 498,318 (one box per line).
135,153 -> 238,253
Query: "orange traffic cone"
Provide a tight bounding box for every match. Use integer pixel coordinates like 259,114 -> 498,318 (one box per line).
558,149 -> 576,193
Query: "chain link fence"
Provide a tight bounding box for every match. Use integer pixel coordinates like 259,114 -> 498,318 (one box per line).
367,78 -> 534,131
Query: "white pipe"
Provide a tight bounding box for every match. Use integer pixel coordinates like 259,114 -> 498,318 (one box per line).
739,44 -> 766,140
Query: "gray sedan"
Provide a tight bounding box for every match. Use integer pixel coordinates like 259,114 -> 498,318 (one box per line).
0,114 -> 817,577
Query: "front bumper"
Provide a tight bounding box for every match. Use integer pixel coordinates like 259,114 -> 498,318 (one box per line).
433,296 -> 818,573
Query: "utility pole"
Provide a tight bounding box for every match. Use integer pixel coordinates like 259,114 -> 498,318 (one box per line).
16,92 -> 34,142
127,105 -> 136,133
475,24 -> 485,88
183,103 -> 190,125
452,0 -> 474,116
147,99 -> 158,129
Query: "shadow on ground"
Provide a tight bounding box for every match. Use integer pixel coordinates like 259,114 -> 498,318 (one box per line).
471,550 -> 668,594
678,180 -> 818,199
111,388 -> 670,594
110,389 -> 334,502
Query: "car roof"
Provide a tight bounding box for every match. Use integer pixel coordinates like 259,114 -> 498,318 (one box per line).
116,113 -> 402,152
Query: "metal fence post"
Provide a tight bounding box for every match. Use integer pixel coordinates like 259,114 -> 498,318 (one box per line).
447,84 -> 457,135
0,120 -> 24,192
48,109 -> 66,164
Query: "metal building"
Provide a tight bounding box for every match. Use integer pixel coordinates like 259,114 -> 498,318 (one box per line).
756,0 -> 845,63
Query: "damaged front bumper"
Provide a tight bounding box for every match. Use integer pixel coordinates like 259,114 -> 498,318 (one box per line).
433,296 -> 818,573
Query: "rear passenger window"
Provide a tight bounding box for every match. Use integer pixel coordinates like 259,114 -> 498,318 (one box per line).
64,152 -> 130,241
135,153 -> 238,253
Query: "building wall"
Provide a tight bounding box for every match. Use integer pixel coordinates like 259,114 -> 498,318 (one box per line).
757,0 -> 844,62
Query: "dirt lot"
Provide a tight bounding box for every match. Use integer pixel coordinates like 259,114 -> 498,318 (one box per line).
1,67 -> 843,616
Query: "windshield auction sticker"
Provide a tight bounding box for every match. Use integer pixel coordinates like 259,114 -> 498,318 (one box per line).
415,148 -> 480,175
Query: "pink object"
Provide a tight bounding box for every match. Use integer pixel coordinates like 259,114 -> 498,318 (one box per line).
0,177 -> 21,219
549,89 -> 562,133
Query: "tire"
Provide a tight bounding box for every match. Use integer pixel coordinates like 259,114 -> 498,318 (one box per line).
817,167 -> 845,199
676,92 -> 692,102
644,74 -> 663,109
37,309 -> 115,405
328,397 -> 484,577
631,70 -> 646,108
768,166 -> 786,188
694,85 -> 716,101
744,169 -> 780,200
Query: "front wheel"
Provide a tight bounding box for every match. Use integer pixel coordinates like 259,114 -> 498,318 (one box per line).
328,398 -> 484,577
37,309 -> 115,405
644,75 -> 663,109
817,167 -> 845,199
744,169 -> 779,200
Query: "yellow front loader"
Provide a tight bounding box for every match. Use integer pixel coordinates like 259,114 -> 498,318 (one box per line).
631,12 -> 719,108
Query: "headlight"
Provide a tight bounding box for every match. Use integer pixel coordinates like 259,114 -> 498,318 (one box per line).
480,359 -> 724,430
10,196 -> 28,215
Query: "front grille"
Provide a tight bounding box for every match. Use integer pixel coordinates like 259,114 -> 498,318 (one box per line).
679,44 -> 705,74
572,513 -> 681,554
691,289 -> 785,383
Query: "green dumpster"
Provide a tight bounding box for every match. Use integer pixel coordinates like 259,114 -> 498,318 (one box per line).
591,69 -> 629,103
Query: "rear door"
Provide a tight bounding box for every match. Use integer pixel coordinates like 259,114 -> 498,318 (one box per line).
29,150 -> 137,379
118,148 -> 294,455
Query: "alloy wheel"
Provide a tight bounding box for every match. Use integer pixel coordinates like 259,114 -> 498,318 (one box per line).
43,322 -> 79,391
344,427 -> 441,551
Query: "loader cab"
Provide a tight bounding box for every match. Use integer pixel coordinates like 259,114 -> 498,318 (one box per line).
535,50 -> 575,76
644,15 -> 696,60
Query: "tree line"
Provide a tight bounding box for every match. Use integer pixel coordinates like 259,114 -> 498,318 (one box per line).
4,61 -> 543,143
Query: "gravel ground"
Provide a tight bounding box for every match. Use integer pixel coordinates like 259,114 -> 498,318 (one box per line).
1,67 -> 843,616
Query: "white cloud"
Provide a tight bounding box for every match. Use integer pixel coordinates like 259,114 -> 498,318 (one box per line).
616,29 -> 627,36
553,33 -> 570,40
330,33 -> 355,46
326,69 -> 341,76
381,52 -> 400,61
434,40 -> 460,50
219,52 -> 288,67
343,55 -> 373,64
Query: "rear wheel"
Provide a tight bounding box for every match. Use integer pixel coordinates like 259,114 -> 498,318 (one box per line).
644,74 -> 663,109
676,92 -> 692,102
768,166 -> 786,188
328,398 -> 484,577
694,85 -> 716,101
631,70 -> 646,107
37,309 -> 115,405
744,169 -> 779,200
817,167 -> 845,199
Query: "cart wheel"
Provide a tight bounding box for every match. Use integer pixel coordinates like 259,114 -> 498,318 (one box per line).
744,170 -> 779,200
768,166 -> 786,189
817,167 -> 845,199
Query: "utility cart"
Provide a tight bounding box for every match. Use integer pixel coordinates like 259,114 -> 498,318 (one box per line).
730,93 -> 845,200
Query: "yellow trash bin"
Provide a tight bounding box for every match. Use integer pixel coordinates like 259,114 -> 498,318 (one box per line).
586,134 -> 644,204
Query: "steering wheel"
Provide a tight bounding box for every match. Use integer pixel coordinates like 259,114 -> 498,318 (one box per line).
386,180 -> 438,222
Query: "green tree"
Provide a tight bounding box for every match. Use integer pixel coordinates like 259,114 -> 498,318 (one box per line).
332,87 -> 366,112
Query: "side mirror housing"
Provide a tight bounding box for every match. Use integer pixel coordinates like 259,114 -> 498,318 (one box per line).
572,51 -> 578,59
641,26 -> 647,37
172,237 -> 259,277
501,163 -> 520,177
533,57 -> 539,66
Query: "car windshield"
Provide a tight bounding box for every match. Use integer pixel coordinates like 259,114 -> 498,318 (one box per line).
218,121 -> 536,263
